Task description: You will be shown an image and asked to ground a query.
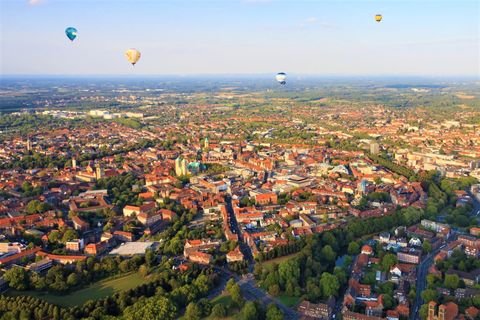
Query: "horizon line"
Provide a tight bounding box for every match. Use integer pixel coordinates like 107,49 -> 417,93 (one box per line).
2,73 -> 479,79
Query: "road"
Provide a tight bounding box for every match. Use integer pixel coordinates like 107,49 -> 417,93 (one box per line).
411,189 -> 479,318
411,245 -> 444,320
211,267 -> 299,319
215,196 -> 299,319
225,196 -> 255,267
237,273 -> 299,320
467,190 -> 480,224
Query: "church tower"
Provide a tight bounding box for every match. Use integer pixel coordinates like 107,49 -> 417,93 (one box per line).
26,137 -> 32,151
96,165 -> 104,180
175,156 -> 187,176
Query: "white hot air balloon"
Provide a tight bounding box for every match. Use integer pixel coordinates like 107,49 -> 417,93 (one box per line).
275,72 -> 287,85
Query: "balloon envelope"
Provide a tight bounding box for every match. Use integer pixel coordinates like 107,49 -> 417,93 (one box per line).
375,14 -> 382,22
276,72 -> 287,85
65,27 -> 78,41
125,48 -> 141,66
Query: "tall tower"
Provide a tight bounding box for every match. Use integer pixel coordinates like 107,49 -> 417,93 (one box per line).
370,142 -> 380,154
72,157 -> 77,169
181,158 -> 187,176
204,137 -> 209,150
175,156 -> 187,176
438,305 -> 445,320
95,165 -> 104,180
428,301 -> 436,320
26,137 -> 32,151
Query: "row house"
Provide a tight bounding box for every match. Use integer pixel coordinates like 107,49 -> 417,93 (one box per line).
183,239 -> 221,257
123,202 -> 156,218
72,216 -> 89,231
26,258 -> 53,273
297,299 -> 334,319
187,251 -> 213,265
226,246 -> 244,263
65,239 -> 84,252
397,248 -> 421,264
36,251 -> 87,264
84,241 -> 109,255
137,211 -> 162,227
113,231 -> 134,242
0,247 -> 41,267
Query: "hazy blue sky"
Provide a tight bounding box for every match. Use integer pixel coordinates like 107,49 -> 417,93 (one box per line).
1,0 -> 479,76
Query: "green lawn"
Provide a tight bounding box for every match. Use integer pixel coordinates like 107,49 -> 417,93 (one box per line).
198,294 -> 236,320
7,272 -> 149,307
211,294 -> 233,307
260,252 -> 301,267
277,294 -> 300,307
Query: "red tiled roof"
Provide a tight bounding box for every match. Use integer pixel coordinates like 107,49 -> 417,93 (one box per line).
0,247 -> 41,265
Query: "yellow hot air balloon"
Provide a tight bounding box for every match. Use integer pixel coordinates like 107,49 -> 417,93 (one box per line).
125,48 -> 141,66
375,14 -> 382,22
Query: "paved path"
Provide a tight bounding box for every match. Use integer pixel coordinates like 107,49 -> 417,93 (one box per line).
211,267 -> 299,319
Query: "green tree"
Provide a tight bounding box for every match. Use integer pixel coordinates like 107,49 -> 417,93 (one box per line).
444,274 -> 459,289
426,274 -> 440,288
229,282 -> 244,307
319,272 -> 340,297
321,245 -> 337,263
419,304 -> 429,320
380,253 -> 397,272
382,294 -> 394,309
347,242 -> 360,255
268,284 -> 280,296
210,304 -> 226,319
422,240 -> 432,254
139,264 -> 149,278
185,302 -> 202,320
145,249 -> 155,267
26,200 -> 41,214
421,289 -> 439,303
61,229 -> 78,243
266,304 -> 284,320
123,296 -> 177,320
4,267 -> 29,290
48,230 -> 61,243
66,273 -> 79,287
240,301 -> 259,320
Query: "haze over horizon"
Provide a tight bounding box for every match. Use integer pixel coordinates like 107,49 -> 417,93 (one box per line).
1,0 -> 479,77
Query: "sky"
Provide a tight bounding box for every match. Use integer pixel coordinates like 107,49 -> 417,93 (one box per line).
0,0 -> 479,76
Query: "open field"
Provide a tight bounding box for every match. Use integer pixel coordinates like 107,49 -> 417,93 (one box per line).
277,294 -> 300,308
260,252 -> 302,267
6,272 -> 148,307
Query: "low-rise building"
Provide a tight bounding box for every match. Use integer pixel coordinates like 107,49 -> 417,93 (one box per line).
84,241 -> 109,255
27,258 -> 53,273
297,300 -> 333,319
66,239 -> 84,252
226,246 -> 244,263
187,251 -> 212,265
72,216 -> 89,231
397,248 -> 421,264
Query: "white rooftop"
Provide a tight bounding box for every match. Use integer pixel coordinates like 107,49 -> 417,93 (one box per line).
109,241 -> 155,256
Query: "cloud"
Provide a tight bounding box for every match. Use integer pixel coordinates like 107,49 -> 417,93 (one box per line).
28,0 -> 45,5
305,17 -> 318,24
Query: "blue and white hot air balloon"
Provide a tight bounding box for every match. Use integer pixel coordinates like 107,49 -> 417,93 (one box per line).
275,72 -> 287,85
